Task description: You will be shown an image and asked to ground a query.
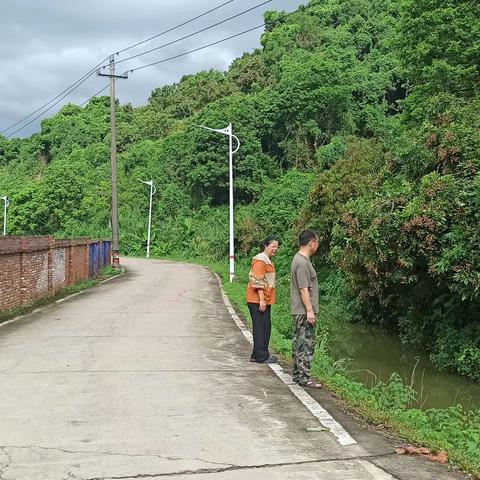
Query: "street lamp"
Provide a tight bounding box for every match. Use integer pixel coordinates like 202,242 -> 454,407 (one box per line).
139,180 -> 156,258
0,196 -> 9,236
195,123 -> 240,283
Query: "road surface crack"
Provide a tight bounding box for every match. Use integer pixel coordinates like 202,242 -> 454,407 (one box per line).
83,453 -> 396,480
0,445 -> 234,479
64,472 -> 85,480
0,445 -> 224,463
0,447 -> 12,480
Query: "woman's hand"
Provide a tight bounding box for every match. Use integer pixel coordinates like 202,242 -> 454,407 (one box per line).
259,300 -> 267,312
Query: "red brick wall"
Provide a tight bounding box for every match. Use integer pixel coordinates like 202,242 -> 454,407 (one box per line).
69,242 -> 89,284
0,238 -> 23,311
0,236 -> 111,312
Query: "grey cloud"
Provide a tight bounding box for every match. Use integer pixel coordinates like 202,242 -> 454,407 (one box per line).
1,0 -> 305,137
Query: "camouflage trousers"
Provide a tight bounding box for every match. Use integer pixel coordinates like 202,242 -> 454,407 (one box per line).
292,314 -> 316,386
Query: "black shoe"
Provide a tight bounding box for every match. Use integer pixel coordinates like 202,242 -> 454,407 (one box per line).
264,355 -> 278,364
252,355 -> 278,364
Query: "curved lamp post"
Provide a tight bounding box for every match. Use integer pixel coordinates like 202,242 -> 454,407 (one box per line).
139,180 -> 156,258
195,123 -> 240,283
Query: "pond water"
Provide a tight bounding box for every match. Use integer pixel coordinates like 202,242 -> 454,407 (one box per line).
329,321 -> 480,410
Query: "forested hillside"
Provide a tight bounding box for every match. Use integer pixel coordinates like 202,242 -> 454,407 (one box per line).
1,0 -> 480,381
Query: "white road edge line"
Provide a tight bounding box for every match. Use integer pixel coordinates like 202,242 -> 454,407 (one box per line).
214,273 -> 357,447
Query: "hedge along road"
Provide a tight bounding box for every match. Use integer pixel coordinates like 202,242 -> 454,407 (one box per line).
0,257 -> 469,479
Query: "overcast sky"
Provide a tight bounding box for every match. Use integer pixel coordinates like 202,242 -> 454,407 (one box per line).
1,0 -> 305,138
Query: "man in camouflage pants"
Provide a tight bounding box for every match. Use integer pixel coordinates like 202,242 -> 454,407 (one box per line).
290,229 -> 322,389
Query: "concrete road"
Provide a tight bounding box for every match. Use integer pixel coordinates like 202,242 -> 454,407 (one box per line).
0,258 -> 468,479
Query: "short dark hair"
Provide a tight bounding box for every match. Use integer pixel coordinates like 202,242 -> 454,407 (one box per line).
263,235 -> 280,249
298,229 -> 318,247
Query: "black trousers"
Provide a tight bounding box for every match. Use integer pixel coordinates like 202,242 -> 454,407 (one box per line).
247,302 -> 271,362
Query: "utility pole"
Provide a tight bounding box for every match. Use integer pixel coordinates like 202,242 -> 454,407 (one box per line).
97,55 -> 128,268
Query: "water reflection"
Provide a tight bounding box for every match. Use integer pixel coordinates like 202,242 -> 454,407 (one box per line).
329,321 -> 480,410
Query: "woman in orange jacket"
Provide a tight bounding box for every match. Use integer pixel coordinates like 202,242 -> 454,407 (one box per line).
246,236 -> 280,363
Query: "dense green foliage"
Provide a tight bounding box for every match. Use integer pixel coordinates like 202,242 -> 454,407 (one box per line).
1,0 -> 479,385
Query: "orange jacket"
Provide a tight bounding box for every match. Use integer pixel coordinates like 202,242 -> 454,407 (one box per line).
246,253 -> 276,304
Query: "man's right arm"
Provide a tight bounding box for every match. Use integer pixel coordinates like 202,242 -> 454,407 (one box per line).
295,263 -> 315,325
300,288 -> 315,325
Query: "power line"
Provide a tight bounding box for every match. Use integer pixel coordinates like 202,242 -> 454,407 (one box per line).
6,3 -> 301,135
80,23 -> 267,108
107,0 -> 272,68
5,73 -> 99,138
80,23 -> 265,107
79,84 -> 110,107
0,58 -> 108,136
115,0 -> 235,56
83,23 -> 268,105
112,4 -> 300,75
1,0 -> 237,137
126,23 -> 266,74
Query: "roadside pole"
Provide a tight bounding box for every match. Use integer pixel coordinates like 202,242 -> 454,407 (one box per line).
97,56 -> 128,268
139,180 -> 156,258
1,196 -> 8,236
194,123 -> 240,282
